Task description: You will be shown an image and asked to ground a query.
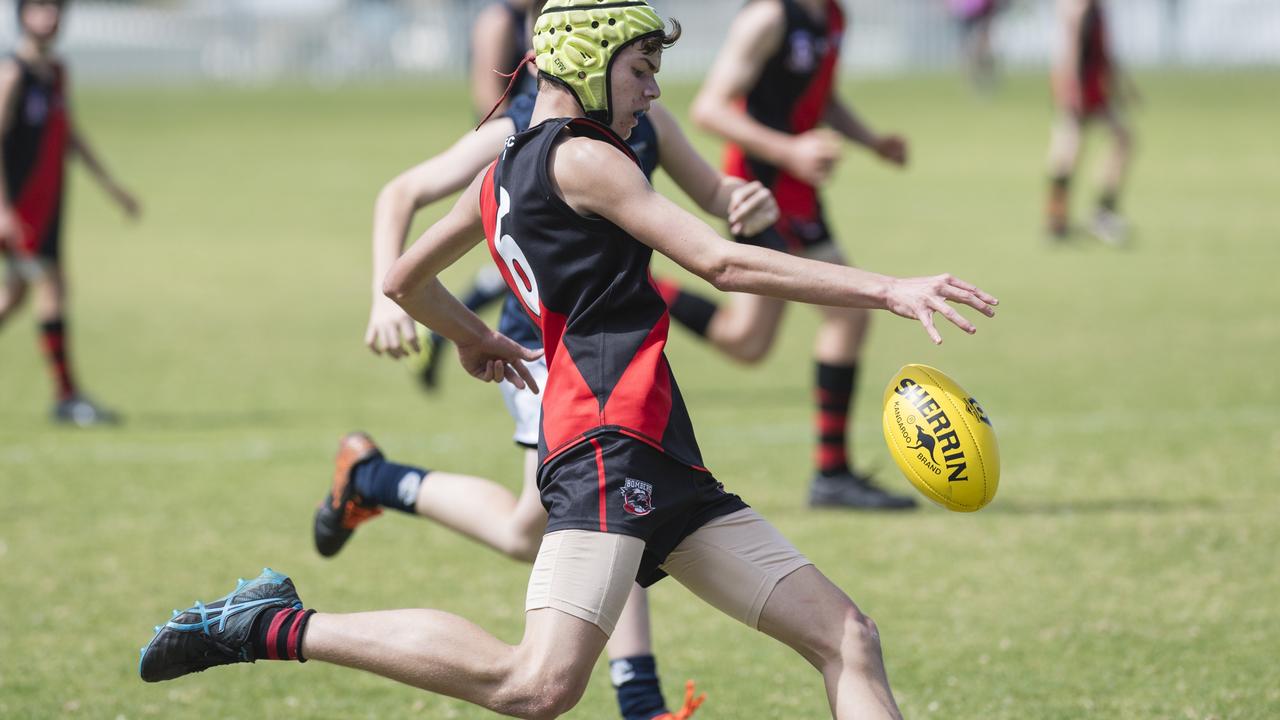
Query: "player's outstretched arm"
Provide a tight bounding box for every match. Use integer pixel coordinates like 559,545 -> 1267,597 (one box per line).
382,172 -> 542,392
556,138 -> 997,345
649,103 -> 778,237
366,118 -> 515,357
823,99 -> 909,168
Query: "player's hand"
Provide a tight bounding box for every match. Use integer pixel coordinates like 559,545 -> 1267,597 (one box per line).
653,680 -> 706,720
726,181 -> 779,237
456,330 -> 544,393
785,129 -> 842,186
874,134 -> 909,167
365,296 -> 420,358
883,274 -> 998,345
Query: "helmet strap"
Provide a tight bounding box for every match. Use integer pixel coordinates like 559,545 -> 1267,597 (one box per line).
475,50 -> 538,131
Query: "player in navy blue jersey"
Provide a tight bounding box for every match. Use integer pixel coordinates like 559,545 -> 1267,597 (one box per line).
141,3 -> 995,716
1,0 -> 139,425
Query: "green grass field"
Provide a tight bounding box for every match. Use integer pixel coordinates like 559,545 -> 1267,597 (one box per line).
2,71 -> 1279,719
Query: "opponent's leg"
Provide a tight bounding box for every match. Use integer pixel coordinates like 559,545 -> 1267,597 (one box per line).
315,434 -> 544,562
661,509 -> 901,720
413,447 -> 545,562
607,585 -> 706,720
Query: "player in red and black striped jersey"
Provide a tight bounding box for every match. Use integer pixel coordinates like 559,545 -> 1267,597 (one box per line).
0,0 -> 139,425
685,0 -> 917,509
1046,0 -> 1135,244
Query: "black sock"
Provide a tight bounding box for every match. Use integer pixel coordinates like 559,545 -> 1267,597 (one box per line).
353,457 -> 430,514
668,290 -> 718,338
611,655 -> 667,720
816,362 -> 858,476
1099,191 -> 1119,213
250,607 -> 315,662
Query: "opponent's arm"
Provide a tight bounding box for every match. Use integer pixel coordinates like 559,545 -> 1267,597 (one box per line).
691,1 -> 842,187
823,98 -> 908,168
382,171 -> 541,390
556,139 -> 997,344
0,60 -> 21,244
649,103 -> 778,237
62,66 -> 139,220
366,118 -> 515,357
68,126 -> 140,219
470,3 -> 519,118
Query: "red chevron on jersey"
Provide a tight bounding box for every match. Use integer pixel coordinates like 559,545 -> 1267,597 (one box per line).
5,62 -> 69,257
480,117 -> 705,473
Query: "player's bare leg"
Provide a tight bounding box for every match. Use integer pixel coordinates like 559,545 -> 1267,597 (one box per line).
1091,108 -> 1134,245
304,531 -> 643,717
1046,113 -> 1083,240
704,292 -> 787,364
413,448 -> 545,561
304,607 -> 605,718
757,567 -> 901,719
23,262 -> 116,424
662,510 -> 901,720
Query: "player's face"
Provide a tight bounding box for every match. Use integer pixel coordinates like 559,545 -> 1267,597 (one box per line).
609,44 -> 662,140
20,0 -> 64,42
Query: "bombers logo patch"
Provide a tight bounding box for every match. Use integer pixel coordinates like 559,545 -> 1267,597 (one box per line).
621,478 -> 654,516
893,378 -> 971,483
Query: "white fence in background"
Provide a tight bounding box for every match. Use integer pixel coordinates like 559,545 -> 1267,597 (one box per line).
3,0 -> 1278,85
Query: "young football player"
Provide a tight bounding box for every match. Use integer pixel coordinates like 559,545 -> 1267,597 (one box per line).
331,4 -> 777,717
674,0 -> 916,509
0,0 -> 139,425
947,0 -> 1006,94
1046,0 -> 1134,244
140,4 -> 996,718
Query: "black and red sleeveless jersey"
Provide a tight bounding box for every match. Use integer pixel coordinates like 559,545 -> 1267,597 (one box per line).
479,117 -> 705,472
3,56 -> 69,251
1078,1 -> 1112,112
724,0 -> 845,219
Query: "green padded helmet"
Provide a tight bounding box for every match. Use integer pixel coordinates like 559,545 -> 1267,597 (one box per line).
533,0 -> 666,125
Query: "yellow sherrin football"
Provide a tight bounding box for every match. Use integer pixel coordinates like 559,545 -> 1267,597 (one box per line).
882,364 -> 999,512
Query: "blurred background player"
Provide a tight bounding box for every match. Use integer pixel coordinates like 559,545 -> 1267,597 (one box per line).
946,0 -> 1007,94
0,0 -> 138,426
1046,0 -> 1135,244
685,0 -> 916,510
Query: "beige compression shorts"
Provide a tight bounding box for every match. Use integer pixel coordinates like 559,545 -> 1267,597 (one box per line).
526,508 -> 812,634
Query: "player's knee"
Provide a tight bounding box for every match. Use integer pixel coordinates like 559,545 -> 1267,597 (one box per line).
837,605 -> 883,668
727,333 -> 773,364
503,532 -> 541,564
500,672 -> 587,720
